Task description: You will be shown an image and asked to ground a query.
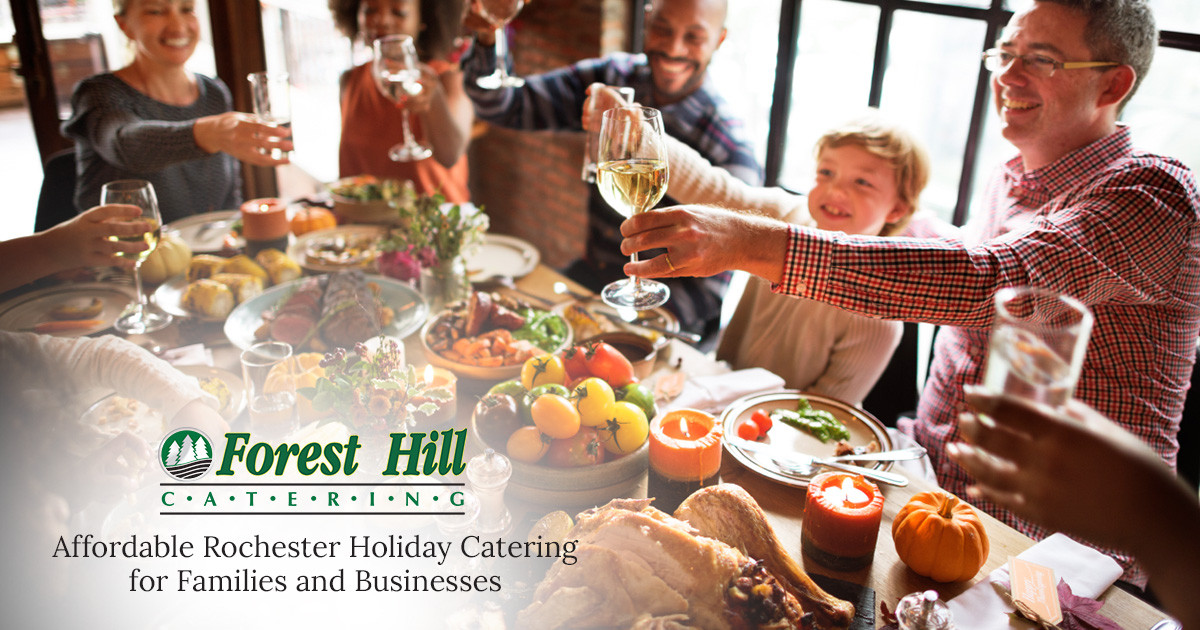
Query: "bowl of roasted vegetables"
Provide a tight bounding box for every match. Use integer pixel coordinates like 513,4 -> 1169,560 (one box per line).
421,291 -> 572,381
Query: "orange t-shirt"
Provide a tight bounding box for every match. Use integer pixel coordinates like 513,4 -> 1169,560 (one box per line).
338,61 -> 470,203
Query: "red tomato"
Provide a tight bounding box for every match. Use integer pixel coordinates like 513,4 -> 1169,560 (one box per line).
545,427 -> 606,468
581,341 -> 636,388
561,345 -> 591,382
735,419 -> 760,441
750,409 -> 773,435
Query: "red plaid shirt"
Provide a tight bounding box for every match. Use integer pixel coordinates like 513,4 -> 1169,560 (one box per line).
777,126 -> 1200,585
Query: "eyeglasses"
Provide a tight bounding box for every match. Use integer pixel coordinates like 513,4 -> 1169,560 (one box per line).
982,48 -> 1119,77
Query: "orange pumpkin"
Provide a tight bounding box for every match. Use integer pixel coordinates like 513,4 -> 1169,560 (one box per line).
290,206 -> 337,236
265,353 -> 330,422
892,490 -> 990,583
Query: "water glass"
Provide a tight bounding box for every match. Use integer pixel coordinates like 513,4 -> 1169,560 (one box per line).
241,341 -> 299,439
247,71 -> 293,160
982,286 -> 1093,407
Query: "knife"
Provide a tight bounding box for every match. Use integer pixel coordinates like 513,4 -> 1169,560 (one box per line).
729,438 -> 909,487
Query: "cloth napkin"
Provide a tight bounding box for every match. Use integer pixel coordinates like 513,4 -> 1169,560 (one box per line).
660,367 -> 787,414
947,533 -> 1123,629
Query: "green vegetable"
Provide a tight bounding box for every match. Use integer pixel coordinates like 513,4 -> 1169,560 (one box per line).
513,309 -> 569,352
771,397 -> 851,443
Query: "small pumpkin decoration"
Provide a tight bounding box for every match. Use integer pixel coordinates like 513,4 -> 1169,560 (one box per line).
290,206 -> 337,236
266,353 -> 330,422
892,490 -> 990,583
141,233 -> 192,284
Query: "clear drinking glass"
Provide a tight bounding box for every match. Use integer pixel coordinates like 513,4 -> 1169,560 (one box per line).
473,0 -> 526,89
982,286 -> 1094,407
372,34 -> 434,162
595,106 -> 670,310
241,341 -> 299,440
246,71 -> 293,160
102,179 -> 172,334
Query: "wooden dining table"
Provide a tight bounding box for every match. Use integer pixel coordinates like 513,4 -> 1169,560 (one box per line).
118,261 -> 1169,628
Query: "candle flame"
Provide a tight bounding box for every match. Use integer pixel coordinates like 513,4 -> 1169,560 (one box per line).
424,364 -> 435,387
259,203 -> 269,213
678,416 -> 690,438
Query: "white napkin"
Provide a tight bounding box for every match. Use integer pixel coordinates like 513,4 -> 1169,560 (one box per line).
661,367 -> 786,414
947,533 -> 1124,629
160,343 -> 212,366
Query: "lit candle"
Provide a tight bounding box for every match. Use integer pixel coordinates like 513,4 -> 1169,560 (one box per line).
415,365 -> 457,426
801,471 -> 885,570
239,197 -> 290,256
648,409 -> 722,514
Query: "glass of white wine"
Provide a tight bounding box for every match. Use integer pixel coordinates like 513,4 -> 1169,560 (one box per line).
473,0 -> 526,89
372,34 -> 433,162
982,286 -> 1093,407
596,106 -> 670,310
102,179 -> 172,334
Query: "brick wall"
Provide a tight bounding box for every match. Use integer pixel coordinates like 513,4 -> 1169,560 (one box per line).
467,0 -> 631,270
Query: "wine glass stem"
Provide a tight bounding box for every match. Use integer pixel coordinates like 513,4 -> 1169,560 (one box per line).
494,26 -> 511,79
132,264 -> 147,310
401,111 -> 419,148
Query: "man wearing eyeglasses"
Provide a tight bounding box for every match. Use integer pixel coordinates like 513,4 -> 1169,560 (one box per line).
619,0 -> 1198,589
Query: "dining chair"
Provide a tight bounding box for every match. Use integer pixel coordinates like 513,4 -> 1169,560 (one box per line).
34,148 -> 80,234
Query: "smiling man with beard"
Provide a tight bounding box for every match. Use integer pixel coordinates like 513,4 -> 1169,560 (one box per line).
460,0 -> 761,345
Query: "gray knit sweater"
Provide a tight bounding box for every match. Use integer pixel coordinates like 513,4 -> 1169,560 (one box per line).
62,73 -> 242,223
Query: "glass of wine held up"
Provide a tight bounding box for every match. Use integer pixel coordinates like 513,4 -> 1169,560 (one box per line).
372,34 -> 434,162
596,106 -> 670,310
473,0 -> 526,89
102,179 -> 172,334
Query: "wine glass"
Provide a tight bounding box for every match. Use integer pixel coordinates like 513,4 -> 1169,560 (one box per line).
102,179 -> 173,334
473,0 -> 526,89
595,106 -> 670,310
372,34 -> 434,162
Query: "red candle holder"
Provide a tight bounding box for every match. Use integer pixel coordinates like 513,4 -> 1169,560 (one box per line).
240,198 -> 290,256
802,471 -> 884,570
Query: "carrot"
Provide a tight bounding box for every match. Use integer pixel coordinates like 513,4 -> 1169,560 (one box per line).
32,319 -> 104,334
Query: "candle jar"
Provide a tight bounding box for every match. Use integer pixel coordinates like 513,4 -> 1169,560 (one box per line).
648,409 -> 722,514
801,471 -> 884,570
240,198 -> 290,257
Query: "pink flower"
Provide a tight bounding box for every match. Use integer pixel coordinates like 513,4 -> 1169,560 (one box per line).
378,249 -> 422,282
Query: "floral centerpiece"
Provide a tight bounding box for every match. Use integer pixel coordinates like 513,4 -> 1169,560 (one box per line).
298,337 -> 452,435
377,191 -> 488,309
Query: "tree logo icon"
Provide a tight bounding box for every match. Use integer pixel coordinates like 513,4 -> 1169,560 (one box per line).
158,428 -> 214,481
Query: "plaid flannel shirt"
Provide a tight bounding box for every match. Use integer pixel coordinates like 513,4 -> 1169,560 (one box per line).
776,125 -> 1200,585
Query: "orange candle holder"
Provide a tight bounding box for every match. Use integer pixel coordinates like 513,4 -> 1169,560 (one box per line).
648,409 -> 722,514
802,471 -> 884,570
414,365 -> 457,426
240,198 -> 290,256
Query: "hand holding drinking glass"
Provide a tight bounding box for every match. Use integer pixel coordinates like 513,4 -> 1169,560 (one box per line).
471,0 -> 526,89
101,179 -> 172,334
372,34 -> 434,162
596,106 -> 670,310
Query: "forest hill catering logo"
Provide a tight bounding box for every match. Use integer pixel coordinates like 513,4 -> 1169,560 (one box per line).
159,428 -> 214,481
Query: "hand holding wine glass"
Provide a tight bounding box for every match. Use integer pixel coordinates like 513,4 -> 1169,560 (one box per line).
372,34 -> 434,162
596,106 -> 671,310
101,179 -> 172,334
471,0 -> 526,89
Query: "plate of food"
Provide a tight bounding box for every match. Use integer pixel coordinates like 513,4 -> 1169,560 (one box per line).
553,299 -> 679,353
287,225 -> 387,274
720,390 -> 892,488
80,393 -> 167,445
0,282 -> 135,336
153,250 -> 303,321
224,270 -> 427,352
463,234 -> 539,280
422,291 -> 572,380
164,210 -> 242,253
176,365 -> 245,421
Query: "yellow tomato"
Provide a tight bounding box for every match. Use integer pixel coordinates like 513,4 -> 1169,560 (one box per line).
506,426 -> 551,463
521,354 -> 566,390
599,401 -> 649,455
572,377 -> 616,428
531,393 -> 581,440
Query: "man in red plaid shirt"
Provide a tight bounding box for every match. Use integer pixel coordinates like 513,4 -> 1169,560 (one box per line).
620,0 -> 1199,587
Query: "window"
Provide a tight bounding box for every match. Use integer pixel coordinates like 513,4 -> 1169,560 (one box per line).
710,0 -> 1200,226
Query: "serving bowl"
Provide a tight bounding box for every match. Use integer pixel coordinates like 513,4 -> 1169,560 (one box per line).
420,308 -> 572,381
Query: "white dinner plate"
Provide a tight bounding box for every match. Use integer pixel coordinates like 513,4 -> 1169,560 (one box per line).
551,299 -> 679,353
0,282 -> 135,336
164,210 -> 242,253
152,274 -> 227,322
720,390 -> 893,488
464,234 -> 540,280
287,225 -> 387,274
223,273 -> 427,351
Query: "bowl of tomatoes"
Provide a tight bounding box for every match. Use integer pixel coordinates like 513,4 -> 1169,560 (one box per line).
468,340 -> 656,507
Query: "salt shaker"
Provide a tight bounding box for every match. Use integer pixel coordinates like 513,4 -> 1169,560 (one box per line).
896,590 -> 954,630
466,449 -> 512,536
